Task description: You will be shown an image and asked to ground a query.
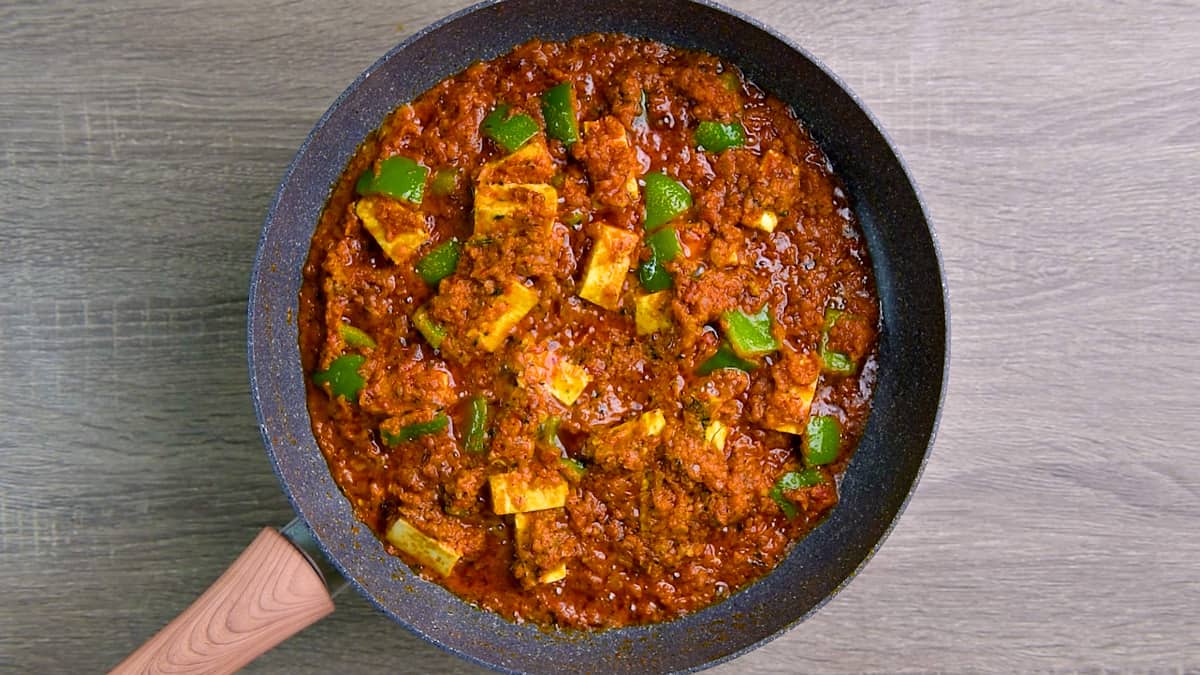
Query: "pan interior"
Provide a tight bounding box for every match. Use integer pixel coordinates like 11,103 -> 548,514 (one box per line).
248,0 -> 946,672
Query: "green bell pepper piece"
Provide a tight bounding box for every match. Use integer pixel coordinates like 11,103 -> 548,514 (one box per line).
559,456 -> 587,482
541,82 -> 579,145
638,260 -> 671,292
819,308 -> 860,375
540,416 -> 584,479
795,467 -> 826,487
337,323 -> 376,349
769,485 -> 798,519
481,104 -> 539,153
804,415 -> 841,466
638,225 -> 681,292
412,306 -> 447,349
356,155 -> 428,204
381,413 -> 449,446
768,468 -> 826,519
538,416 -> 566,452
312,354 -> 366,402
696,341 -> 758,376
643,172 -> 691,229
415,238 -> 461,285
720,305 -> 780,358
822,308 -> 845,330
821,350 -> 856,375
430,167 -> 459,196
694,121 -> 745,153
463,396 -> 488,454
645,225 -> 682,258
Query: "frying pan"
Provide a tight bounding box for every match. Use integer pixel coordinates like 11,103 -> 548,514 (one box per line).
113,0 -> 947,672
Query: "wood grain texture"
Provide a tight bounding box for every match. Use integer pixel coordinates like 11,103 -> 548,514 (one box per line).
110,528 -> 334,674
1,0 -> 1197,673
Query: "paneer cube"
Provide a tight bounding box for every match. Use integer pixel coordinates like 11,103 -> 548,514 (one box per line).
468,281 -> 539,352
548,358 -> 591,406
578,224 -> 639,311
354,195 -> 430,263
473,137 -> 559,242
759,346 -> 822,435
513,512 -> 535,546
473,182 -> 558,239
385,517 -> 461,577
744,209 -> 779,233
490,472 -> 569,514
704,419 -> 731,451
761,378 -> 818,435
632,409 -> 667,436
740,150 -> 798,233
477,137 -> 556,186
537,562 -> 568,584
708,234 -> 741,267
634,291 -> 673,335
579,118 -> 640,206
518,342 -> 590,405
591,409 -> 667,466
513,512 -> 569,584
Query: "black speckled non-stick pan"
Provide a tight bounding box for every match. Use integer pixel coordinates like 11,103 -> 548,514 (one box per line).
116,1 -> 947,672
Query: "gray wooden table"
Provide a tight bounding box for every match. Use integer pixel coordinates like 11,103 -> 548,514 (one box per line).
3,0 -> 1197,672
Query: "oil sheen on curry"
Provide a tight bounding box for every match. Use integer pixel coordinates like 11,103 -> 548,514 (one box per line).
299,34 -> 879,629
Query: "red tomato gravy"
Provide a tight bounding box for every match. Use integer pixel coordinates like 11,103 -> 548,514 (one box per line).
299,33 -> 879,629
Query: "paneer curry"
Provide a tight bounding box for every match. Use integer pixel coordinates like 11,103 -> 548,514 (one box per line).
299,34 -> 879,628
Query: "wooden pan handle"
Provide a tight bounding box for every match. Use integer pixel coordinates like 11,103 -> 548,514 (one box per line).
110,527 -> 335,674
